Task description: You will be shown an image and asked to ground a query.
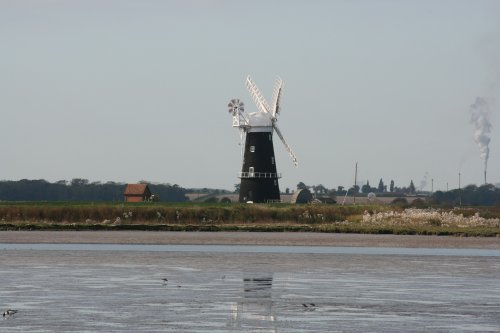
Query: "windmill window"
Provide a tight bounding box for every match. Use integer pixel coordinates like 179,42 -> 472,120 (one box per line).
271,157 -> 275,164
269,134 -> 272,141
250,146 -> 255,152
249,167 -> 254,176
274,180 -> 277,186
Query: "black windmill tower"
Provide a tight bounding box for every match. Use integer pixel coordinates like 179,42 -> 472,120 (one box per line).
228,75 -> 298,203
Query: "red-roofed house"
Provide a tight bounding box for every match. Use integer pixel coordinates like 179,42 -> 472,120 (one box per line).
124,184 -> 152,202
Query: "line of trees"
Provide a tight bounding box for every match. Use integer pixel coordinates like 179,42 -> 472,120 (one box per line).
0,179 -> 188,202
335,179 -> 417,196
432,184 -> 500,206
292,180 -> 500,206
3,179 -> 497,205
234,179 -> 418,197
292,180 -> 419,198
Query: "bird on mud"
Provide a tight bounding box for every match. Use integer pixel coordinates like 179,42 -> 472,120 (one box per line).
3,309 -> 18,317
302,303 -> 316,311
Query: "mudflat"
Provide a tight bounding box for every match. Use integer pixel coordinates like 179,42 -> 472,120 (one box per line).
1,231 -> 500,248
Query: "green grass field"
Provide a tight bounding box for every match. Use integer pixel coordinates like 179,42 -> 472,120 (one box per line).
0,202 -> 499,236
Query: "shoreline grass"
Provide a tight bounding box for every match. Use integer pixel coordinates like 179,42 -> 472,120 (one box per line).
0,202 -> 499,237
1,222 -> 498,237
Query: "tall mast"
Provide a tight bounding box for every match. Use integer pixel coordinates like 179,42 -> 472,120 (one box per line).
458,172 -> 462,206
353,162 -> 358,205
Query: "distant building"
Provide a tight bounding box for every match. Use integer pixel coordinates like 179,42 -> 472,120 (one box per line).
290,188 -> 312,204
124,184 -> 152,202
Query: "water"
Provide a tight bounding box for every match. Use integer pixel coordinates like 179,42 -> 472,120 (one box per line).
1,246 -> 499,332
2,243 -> 500,256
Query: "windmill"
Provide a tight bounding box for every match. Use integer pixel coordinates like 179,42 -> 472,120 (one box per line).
228,75 -> 298,203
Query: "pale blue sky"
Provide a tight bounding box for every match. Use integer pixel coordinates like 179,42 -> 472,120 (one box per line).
1,0 -> 499,191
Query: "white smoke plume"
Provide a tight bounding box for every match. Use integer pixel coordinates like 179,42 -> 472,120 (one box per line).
469,97 -> 492,174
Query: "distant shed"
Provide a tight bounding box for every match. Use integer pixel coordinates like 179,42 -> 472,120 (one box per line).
124,184 -> 152,202
290,188 -> 313,204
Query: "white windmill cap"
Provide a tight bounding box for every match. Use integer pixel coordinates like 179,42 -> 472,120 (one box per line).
247,111 -> 273,132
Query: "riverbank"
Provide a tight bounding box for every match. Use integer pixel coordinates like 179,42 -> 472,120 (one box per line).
2,231 -> 500,248
1,203 -> 499,236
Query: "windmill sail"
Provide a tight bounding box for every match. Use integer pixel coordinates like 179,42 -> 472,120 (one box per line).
273,124 -> 298,167
245,76 -> 272,115
270,77 -> 283,119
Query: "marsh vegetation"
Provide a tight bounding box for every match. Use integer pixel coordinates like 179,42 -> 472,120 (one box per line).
0,202 -> 499,236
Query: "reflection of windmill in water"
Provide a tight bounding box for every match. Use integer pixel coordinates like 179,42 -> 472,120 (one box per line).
228,76 -> 298,203
228,274 -> 276,332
